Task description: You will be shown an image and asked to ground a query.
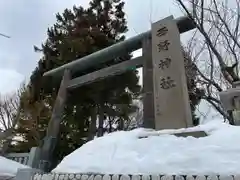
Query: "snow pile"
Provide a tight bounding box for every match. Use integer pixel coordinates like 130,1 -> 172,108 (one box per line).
52,121 -> 240,175
0,156 -> 30,176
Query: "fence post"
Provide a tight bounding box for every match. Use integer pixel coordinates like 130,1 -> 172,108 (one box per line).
27,147 -> 41,168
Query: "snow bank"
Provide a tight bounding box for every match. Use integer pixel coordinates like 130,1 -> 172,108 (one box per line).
0,156 -> 30,176
52,121 -> 240,175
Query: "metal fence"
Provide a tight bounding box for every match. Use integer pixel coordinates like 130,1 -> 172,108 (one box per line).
32,173 -> 240,180
5,147 -> 40,168
5,170 -> 240,180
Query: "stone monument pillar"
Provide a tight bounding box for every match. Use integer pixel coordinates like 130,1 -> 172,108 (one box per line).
151,16 -> 192,130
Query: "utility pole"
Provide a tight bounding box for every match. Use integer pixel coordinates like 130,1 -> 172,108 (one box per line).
0,33 -> 10,39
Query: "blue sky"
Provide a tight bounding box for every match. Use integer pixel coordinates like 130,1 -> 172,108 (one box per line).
0,0 -> 222,122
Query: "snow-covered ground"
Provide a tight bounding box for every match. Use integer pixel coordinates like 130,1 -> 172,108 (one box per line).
0,156 -> 30,176
52,121 -> 240,175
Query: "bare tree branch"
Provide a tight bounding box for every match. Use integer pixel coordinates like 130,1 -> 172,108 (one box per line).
0,85 -> 26,155
177,0 -> 238,83
176,0 -> 240,123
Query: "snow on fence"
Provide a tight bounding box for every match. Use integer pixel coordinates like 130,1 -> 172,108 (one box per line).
5,147 -> 40,167
6,152 -> 30,165
32,173 -> 240,180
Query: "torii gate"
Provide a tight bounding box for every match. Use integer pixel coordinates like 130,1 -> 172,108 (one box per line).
39,16 -> 196,171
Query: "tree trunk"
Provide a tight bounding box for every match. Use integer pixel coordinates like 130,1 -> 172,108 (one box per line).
0,134 -> 14,156
97,101 -> 104,137
89,107 -> 97,140
109,119 -> 113,133
227,110 -> 235,125
119,118 -> 124,130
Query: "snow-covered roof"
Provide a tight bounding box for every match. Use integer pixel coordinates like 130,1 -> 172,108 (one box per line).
52,121 -> 240,175
0,156 -> 30,177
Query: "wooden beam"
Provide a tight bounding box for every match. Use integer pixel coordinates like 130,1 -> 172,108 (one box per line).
67,56 -> 143,90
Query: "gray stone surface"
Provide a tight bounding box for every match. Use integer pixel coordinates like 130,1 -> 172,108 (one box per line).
142,37 -> 155,129
15,168 -> 42,180
173,131 -> 207,138
151,16 -> 192,130
68,56 -> 143,90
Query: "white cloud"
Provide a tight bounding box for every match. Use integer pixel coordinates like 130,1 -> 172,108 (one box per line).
0,69 -> 24,95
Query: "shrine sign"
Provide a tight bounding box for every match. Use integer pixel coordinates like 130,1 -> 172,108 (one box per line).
151,16 -> 192,130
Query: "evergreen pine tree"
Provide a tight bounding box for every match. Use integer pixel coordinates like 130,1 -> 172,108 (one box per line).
15,0 -> 140,166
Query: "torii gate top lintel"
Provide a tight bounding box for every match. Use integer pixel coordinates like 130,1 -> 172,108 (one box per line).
43,16 -> 195,79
